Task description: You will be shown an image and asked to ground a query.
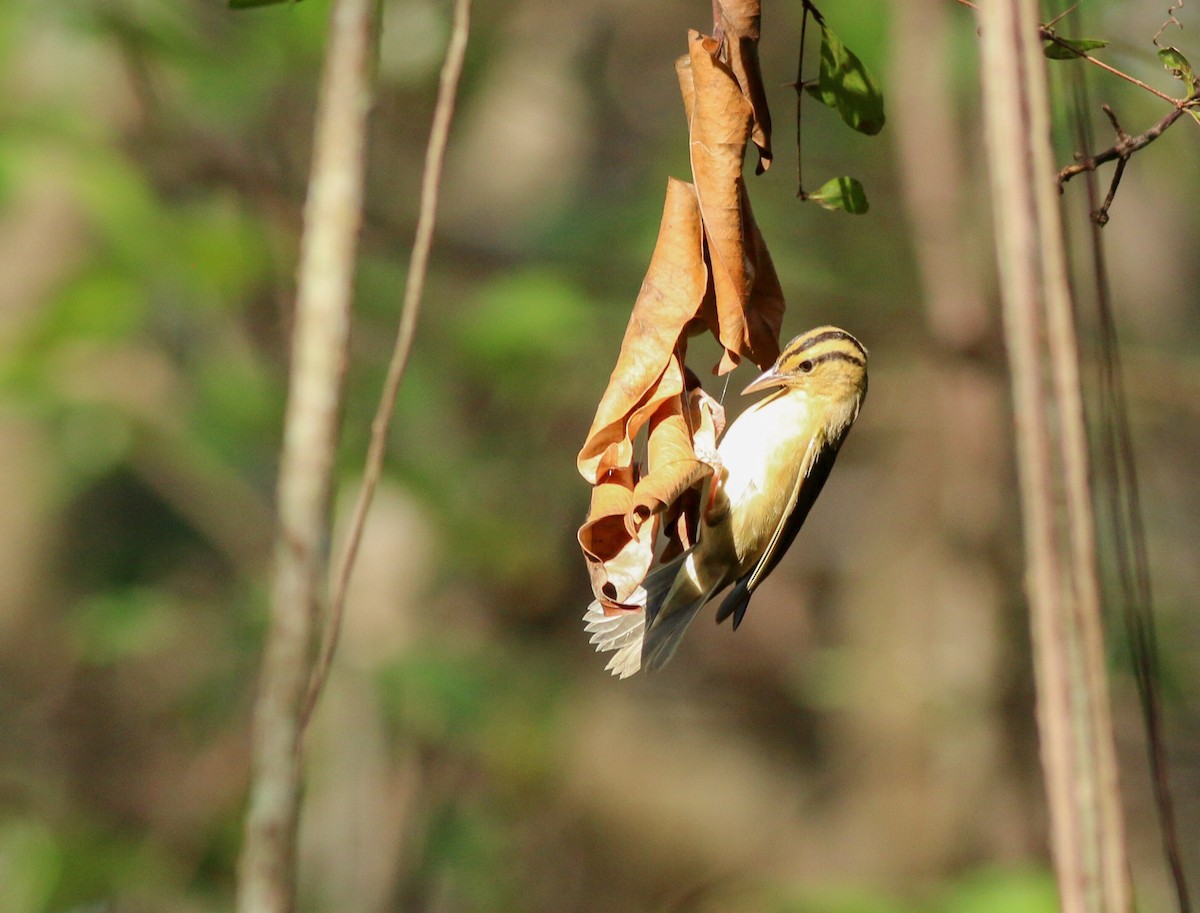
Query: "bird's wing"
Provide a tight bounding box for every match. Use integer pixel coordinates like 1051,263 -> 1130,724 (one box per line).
642,577 -> 726,671
748,433 -> 838,590
714,433 -> 845,628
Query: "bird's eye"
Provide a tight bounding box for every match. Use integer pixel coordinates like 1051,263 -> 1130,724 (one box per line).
799,360 -> 814,373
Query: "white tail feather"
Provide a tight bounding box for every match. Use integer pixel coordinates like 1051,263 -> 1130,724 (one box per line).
582,552 -> 691,678
583,597 -> 645,679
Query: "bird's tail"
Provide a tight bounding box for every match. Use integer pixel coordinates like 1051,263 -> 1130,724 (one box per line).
641,552 -> 722,672
583,551 -> 689,678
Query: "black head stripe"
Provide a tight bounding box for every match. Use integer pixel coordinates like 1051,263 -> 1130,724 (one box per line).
790,329 -> 867,359
806,350 -> 866,370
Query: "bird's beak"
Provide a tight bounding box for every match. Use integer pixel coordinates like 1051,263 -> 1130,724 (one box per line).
741,364 -> 788,396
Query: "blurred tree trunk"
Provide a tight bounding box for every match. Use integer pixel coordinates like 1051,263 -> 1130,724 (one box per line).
978,2 -> 1133,912
237,1 -> 378,911
806,0 -> 1032,879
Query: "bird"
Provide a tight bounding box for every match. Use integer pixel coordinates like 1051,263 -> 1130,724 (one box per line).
584,326 -> 868,678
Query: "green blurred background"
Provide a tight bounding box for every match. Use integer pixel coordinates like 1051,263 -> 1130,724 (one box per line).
0,0 -> 1197,911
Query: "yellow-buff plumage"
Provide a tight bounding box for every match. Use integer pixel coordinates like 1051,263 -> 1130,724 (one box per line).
584,326 -> 868,677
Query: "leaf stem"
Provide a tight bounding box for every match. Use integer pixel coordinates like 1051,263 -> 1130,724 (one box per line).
794,2 -> 809,198
1041,30 -> 1183,107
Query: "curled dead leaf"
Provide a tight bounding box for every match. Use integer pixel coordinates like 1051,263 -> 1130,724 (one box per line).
576,179 -> 708,484
656,380 -> 725,563
684,31 -> 781,373
685,378 -> 726,458
687,29 -> 754,375
675,53 -> 695,129
715,0 -> 771,172
577,461 -> 656,606
629,390 -> 713,532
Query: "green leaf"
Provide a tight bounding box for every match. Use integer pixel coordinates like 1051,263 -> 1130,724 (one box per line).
808,176 -> 870,214
1158,46 -> 1197,96
1043,38 -> 1109,60
229,0 -> 304,8
805,23 -> 885,135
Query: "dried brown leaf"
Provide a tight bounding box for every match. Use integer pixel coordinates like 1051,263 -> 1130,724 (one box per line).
630,388 -> 713,531
675,53 -> 696,128
577,462 -> 657,605
680,30 -> 782,371
740,182 -> 784,365
585,519 -> 657,609
578,358 -> 731,605
674,56 -> 722,344
576,178 -> 708,483
578,459 -> 635,564
686,379 -> 726,455
717,0 -> 772,172
647,380 -> 726,562
686,30 -> 778,374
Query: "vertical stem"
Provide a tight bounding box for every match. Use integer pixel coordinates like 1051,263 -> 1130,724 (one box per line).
978,2 -> 1131,912
795,3 -> 809,197
236,1 -> 377,911
303,0 -> 472,733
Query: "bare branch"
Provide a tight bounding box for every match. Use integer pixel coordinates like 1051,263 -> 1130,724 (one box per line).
978,2 -> 1132,911
236,0 -> 378,911
302,0 -> 472,733
1057,103 -> 1188,189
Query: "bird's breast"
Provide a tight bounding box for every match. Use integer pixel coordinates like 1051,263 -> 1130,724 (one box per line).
710,391 -> 820,572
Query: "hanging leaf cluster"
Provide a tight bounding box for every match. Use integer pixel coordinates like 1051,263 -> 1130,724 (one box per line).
576,1 -> 884,617
575,4 -> 785,614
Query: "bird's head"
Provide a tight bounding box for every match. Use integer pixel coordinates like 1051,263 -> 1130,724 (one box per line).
743,326 -> 868,403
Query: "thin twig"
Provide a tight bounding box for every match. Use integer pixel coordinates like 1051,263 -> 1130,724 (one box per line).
1084,158 -> 1194,913
1092,105 -> 1129,225
1040,30 -> 1184,106
1102,102 -> 1130,142
794,2 -> 809,197
1153,0 -> 1185,47
300,0 -> 472,734
1068,19 -> 1194,912
236,0 -> 378,911
1044,75 -> 1131,913
1058,103 -> 1188,185
959,0 -> 1190,108
1044,4 -> 1080,31
1094,157 -> 1127,226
